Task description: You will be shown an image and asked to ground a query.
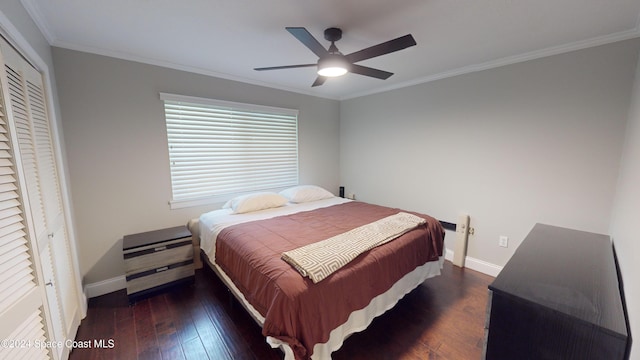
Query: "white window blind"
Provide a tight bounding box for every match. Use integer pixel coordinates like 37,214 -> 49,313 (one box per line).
161,93 -> 299,208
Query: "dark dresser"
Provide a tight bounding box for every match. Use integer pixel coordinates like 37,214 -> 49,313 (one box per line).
484,223 -> 629,360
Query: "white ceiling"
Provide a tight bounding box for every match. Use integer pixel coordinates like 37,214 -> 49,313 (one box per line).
21,0 -> 640,100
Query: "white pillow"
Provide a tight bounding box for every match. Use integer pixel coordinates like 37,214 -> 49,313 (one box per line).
223,192 -> 288,214
279,185 -> 335,203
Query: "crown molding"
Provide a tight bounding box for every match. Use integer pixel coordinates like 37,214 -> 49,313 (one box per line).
52,26 -> 640,103
20,0 -> 56,44
342,27 -> 640,101
18,0 -> 640,102
51,39 -> 341,101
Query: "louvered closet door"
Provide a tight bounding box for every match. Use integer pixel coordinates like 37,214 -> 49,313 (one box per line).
0,41 -> 50,360
0,37 -> 81,360
21,67 -> 80,340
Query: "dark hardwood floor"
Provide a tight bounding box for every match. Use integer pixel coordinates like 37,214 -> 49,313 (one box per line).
70,261 -> 493,360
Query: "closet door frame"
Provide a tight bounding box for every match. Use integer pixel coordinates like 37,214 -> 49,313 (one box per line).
0,8 -> 87,320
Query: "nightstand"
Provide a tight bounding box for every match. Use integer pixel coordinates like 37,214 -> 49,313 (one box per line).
123,225 -> 195,302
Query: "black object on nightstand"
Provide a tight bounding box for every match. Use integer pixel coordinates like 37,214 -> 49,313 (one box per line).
123,225 -> 195,303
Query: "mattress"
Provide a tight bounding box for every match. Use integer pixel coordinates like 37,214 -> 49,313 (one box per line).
198,198 -> 444,359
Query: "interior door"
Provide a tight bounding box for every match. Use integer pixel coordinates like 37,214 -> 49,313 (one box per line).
0,35 -> 81,360
24,57 -> 80,339
0,36 -> 50,360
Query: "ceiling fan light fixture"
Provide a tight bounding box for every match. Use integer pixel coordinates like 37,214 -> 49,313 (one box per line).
255,27 -> 417,87
317,55 -> 349,77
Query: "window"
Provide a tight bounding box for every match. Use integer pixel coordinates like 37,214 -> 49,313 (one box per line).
161,93 -> 299,209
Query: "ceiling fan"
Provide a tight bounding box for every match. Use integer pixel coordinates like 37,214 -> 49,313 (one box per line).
254,27 -> 417,87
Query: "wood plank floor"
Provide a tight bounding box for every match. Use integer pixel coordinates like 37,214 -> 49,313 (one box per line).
70,261 -> 493,360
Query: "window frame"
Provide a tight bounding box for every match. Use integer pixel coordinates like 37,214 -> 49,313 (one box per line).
161,93 -> 299,209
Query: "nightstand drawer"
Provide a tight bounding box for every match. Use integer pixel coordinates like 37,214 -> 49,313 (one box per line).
123,225 -> 195,302
124,238 -> 193,274
126,261 -> 194,295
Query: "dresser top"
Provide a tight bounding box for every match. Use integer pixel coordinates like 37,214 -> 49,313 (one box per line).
489,223 -> 627,337
123,225 -> 191,250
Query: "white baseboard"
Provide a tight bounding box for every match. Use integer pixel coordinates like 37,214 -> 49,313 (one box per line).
79,291 -> 88,318
83,275 -> 126,299
445,248 -> 503,278
84,250 -> 501,299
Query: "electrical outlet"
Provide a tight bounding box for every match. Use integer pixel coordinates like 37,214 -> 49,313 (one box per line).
499,236 -> 508,248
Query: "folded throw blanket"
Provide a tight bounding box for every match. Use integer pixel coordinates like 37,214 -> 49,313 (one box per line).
282,212 -> 426,283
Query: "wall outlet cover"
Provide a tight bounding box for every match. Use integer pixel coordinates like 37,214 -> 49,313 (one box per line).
499,236 -> 509,247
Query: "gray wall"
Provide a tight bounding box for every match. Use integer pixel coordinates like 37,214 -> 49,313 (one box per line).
340,39 -> 640,268
342,40 -> 640,359
52,48 -> 341,283
610,46 -> 640,360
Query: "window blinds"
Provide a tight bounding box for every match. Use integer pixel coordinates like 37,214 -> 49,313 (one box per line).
161,93 -> 299,208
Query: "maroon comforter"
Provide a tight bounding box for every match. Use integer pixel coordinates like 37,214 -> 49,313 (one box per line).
215,201 -> 444,359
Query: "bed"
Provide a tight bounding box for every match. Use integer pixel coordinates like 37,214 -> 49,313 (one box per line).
190,186 -> 445,359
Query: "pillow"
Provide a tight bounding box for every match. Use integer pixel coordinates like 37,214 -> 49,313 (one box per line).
223,192 -> 288,214
279,185 -> 335,203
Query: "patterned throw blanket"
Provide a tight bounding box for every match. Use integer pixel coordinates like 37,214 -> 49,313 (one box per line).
282,212 -> 426,283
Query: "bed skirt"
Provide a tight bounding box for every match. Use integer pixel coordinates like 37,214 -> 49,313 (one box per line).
205,251 -> 444,359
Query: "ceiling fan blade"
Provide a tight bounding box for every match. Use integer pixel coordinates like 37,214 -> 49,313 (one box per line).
286,27 -> 329,58
312,76 -> 327,87
349,64 -> 393,80
254,64 -> 316,71
345,34 -> 416,63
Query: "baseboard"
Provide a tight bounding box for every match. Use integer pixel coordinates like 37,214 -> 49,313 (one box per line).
79,291 -> 88,318
83,275 -> 126,299
84,251 -> 500,298
445,247 -> 454,262
464,256 -> 503,277
445,248 -> 503,278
